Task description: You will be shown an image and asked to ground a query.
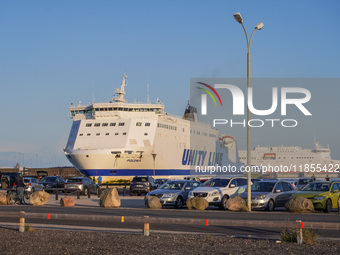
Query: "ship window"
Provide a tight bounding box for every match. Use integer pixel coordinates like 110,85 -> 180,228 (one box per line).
100,108 -> 104,111
113,107 -> 117,110
115,133 -> 119,135
136,122 -> 142,126
124,108 -> 128,111
106,133 -> 109,136
96,133 -> 100,136
79,134 -> 83,136
86,155 -> 89,158
110,123 -> 116,126
123,132 -> 127,135
87,133 -> 91,136
86,123 -> 92,127
94,123 -> 100,127
118,108 -> 123,111
145,123 -> 150,126
129,108 -> 133,111
102,123 -> 108,127
119,123 -> 125,126
144,133 -> 148,136
124,151 -> 133,154
108,107 -> 113,111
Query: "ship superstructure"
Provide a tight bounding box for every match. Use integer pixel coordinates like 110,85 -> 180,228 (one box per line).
64,74 -> 241,180
238,141 -> 340,171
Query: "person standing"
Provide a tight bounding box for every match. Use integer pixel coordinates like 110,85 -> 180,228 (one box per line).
98,175 -> 102,187
15,173 -> 25,204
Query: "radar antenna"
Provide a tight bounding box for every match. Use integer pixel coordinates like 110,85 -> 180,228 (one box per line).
113,73 -> 127,103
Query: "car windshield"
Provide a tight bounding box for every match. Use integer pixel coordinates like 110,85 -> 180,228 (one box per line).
301,183 -> 330,191
159,181 -> 185,190
23,179 -> 30,183
203,178 -> 230,187
132,177 -> 148,182
251,182 -> 275,192
40,177 -> 56,182
298,179 -> 312,185
67,179 -> 83,183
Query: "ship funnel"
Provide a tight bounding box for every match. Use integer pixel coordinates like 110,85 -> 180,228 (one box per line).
183,103 -> 198,122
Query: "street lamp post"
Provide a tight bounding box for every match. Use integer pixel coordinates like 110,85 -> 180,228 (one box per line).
233,12 -> 263,212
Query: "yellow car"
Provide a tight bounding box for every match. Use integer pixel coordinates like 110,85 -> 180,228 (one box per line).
294,181 -> 340,213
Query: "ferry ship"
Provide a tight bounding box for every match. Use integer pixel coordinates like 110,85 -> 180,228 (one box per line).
238,141 -> 340,172
64,74 -> 241,181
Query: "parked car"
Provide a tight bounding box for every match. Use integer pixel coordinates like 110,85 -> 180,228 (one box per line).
64,177 -> 100,195
240,180 -> 295,211
146,180 -> 201,208
188,177 -> 248,210
1,172 -> 20,188
130,176 -> 158,196
294,181 -> 340,213
155,178 -> 168,186
251,178 -> 262,183
184,176 -> 200,181
40,176 -> 66,192
199,179 -> 208,184
296,178 -> 314,190
23,177 -> 44,192
37,171 -> 48,181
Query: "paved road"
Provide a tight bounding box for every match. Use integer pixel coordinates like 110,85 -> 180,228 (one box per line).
1,193 -> 339,238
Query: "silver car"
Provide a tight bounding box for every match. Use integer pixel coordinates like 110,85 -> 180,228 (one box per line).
240,181 -> 295,211
23,177 -> 44,192
146,180 -> 201,209
64,177 -> 100,195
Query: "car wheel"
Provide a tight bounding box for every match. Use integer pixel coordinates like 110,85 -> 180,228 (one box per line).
219,195 -> 229,210
174,197 -> 183,209
338,197 -> 340,211
32,188 -> 35,193
323,199 -> 332,213
266,199 -> 275,211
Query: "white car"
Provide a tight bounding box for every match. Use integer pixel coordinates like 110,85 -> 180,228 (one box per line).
188,177 -> 248,210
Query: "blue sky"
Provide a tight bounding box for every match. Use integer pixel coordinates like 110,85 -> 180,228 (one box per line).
0,0 -> 339,167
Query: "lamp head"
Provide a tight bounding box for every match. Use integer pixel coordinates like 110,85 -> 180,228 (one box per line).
233,12 -> 243,24
255,22 -> 264,30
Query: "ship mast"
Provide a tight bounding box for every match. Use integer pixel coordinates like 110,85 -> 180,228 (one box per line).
113,73 -> 127,103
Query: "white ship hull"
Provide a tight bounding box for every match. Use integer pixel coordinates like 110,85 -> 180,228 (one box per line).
64,75 -> 241,180
239,142 -> 340,173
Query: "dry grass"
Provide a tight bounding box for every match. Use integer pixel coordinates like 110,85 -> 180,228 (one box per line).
280,228 -> 318,244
